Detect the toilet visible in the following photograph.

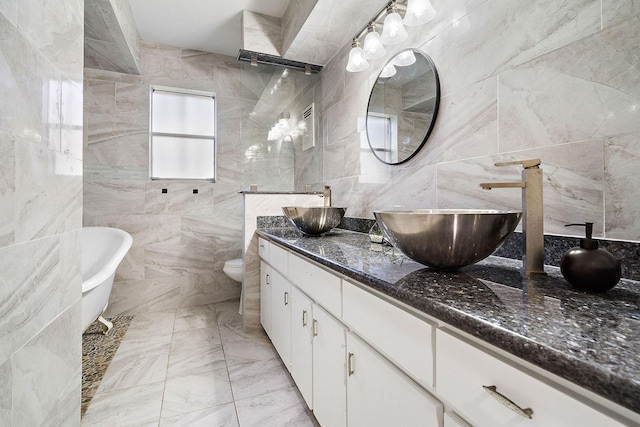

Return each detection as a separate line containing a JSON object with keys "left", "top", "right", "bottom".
{"left": 223, "top": 258, "right": 244, "bottom": 282}
{"left": 223, "top": 258, "right": 244, "bottom": 314}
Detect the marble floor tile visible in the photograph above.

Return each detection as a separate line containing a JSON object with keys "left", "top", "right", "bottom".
{"left": 96, "top": 352, "right": 169, "bottom": 394}
{"left": 235, "top": 386, "right": 318, "bottom": 427}
{"left": 214, "top": 299, "right": 243, "bottom": 313}
{"left": 222, "top": 336, "right": 279, "bottom": 368}
{"left": 174, "top": 304, "right": 218, "bottom": 332}
{"left": 161, "top": 368, "right": 234, "bottom": 419}
{"left": 171, "top": 327, "right": 222, "bottom": 353}
{"left": 82, "top": 382, "right": 164, "bottom": 426}
{"left": 217, "top": 310, "right": 268, "bottom": 344}
{"left": 113, "top": 332, "right": 173, "bottom": 360}
{"left": 82, "top": 300, "right": 316, "bottom": 427}
{"left": 160, "top": 403, "right": 239, "bottom": 427}
{"left": 167, "top": 344, "right": 227, "bottom": 379}
{"left": 227, "top": 357, "right": 296, "bottom": 401}
{"left": 124, "top": 309, "right": 177, "bottom": 339}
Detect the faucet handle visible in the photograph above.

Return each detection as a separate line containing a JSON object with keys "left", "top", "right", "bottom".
{"left": 495, "top": 158, "right": 541, "bottom": 169}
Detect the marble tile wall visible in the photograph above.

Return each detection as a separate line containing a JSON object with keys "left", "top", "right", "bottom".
{"left": 242, "top": 11, "right": 282, "bottom": 56}
{"left": 0, "top": 0, "right": 84, "bottom": 425}
{"left": 84, "top": 0, "right": 141, "bottom": 75}
{"left": 84, "top": 42, "right": 322, "bottom": 316}
{"left": 318, "top": 0, "right": 640, "bottom": 242}
{"left": 282, "top": 0, "right": 389, "bottom": 65}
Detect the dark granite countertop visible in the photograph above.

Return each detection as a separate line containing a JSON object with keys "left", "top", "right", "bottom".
{"left": 256, "top": 227, "right": 640, "bottom": 415}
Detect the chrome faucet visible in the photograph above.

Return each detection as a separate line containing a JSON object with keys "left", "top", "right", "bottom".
{"left": 323, "top": 185, "right": 331, "bottom": 207}
{"left": 480, "top": 159, "right": 546, "bottom": 276}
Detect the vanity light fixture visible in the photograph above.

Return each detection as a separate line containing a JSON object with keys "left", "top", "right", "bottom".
{"left": 379, "top": 3, "right": 408, "bottom": 45}
{"left": 362, "top": 24, "right": 386, "bottom": 60}
{"left": 267, "top": 114, "right": 307, "bottom": 141}
{"left": 346, "top": 38, "right": 370, "bottom": 72}
{"left": 403, "top": 0, "right": 436, "bottom": 26}
{"left": 391, "top": 49, "right": 416, "bottom": 66}
{"left": 345, "top": 0, "right": 436, "bottom": 73}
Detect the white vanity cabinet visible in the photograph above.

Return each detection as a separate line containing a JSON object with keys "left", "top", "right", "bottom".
{"left": 342, "top": 280, "right": 434, "bottom": 388}
{"left": 346, "top": 331, "right": 442, "bottom": 427}
{"left": 258, "top": 237, "right": 634, "bottom": 427}
{"left": 312, "top": 304, "right": 348, "bottom": 427}
{"left": 259, "top": 261, "right": 272, "bottom": 337}
{"left": 436, "top": 329, "right": 626, "bottom": 427}
{"left": 270, "top": 268, "right": 292, "bottom": 370}
{"left": 290, "top": 286, "right": 314, "bottom": 408}
{"left": 289, "top": 250, "right": 348, "bottom": 424}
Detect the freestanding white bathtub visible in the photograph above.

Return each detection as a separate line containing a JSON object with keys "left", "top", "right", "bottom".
{"left": 82, "top": 227, "right": 133, "bottom": 333}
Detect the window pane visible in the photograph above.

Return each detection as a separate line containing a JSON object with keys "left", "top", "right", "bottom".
{"left": 152, "top": 90, "right": 215, "bottom": 136}
{"left": 151, "top": 135, "right": 214, "bottom": 180}
{"left": 367, "top": 115, "right": 391, "bottom": 150}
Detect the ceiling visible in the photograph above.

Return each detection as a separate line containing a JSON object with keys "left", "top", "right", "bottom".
{"left": 127, "top": 0, "right": 292, "bottom": 58}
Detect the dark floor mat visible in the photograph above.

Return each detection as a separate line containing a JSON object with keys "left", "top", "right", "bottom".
{"left": 81, "top": 315, "right": 134, "bottom": 417}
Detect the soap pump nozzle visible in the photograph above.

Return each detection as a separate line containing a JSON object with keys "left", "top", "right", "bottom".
{"left": 565, "top": 222, "right": 598, "bottom": 250}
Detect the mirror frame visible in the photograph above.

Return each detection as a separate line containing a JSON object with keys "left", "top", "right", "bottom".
{"left": 365, "top": 49, "right": 440, "bottom": 165}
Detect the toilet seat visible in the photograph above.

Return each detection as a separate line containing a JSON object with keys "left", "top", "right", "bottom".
{"left": 225, "top": 258, "right": 243, "bottom": 269}
{"left": 223, "top": 258, "right": 244, "bottom": 283}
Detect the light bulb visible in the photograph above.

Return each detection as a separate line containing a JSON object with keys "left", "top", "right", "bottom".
{"left": 362, "top": 28, "right": 386, "bottom": 60}
{"left": 403, "top": 0, "right": 436, "bottom": 26}
{"left": 392, "top": 50, "right": 416, "bottom": 67}
{"left": 380, "top": 11, "right": 408, "bottom": 45}
{"left": 379, "top": 63, "right": 397, "bottom": 78}
{"left": 346, "top": 40, "right": 369, "bottom": 72}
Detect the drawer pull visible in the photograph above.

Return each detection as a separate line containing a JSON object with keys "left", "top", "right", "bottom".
{"left": 284, "top": 291, "right": 289, "bottom": 306}
{"left": 348, "top": 352, "right": 355, "bottom": 376}
{"left": 266, "top": 274, "right": 270, "bottom": 285}
{"left": 483, "top": 385, "right": 533, "bottom": 419}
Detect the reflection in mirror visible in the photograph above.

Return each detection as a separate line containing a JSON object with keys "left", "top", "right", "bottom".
{"left": 366, "top": 49, "right": 440, "bottom": 165}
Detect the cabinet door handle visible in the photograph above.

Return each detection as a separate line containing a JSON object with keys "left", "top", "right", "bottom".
{"left": 266, "top": 274, "right": 270, "bottom": 285}
{"left": 483, "top": 385, "right": 533, "bottom": 419}
{"left": 312, "top": 319, "right": 318, "bottom": 336}
{"left": 348, "top": 352, "right": 355, "bottom": 376}
{"left": 284, "top": 291, "right": 289, "bottom": 306}
{"left": 302, "top": 310, "right": 308, "bottom": 327}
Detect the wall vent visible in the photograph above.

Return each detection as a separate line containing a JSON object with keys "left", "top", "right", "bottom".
{"left": 302, "top": 103, "right": 315, "bottom": 151}
{"left": 237, "top": 49, "right": 323, "bottom": 74}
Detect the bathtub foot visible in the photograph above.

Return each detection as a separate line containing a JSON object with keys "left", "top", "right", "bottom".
{"left": 97, "top": 315, "right": 113, "bottom": 335}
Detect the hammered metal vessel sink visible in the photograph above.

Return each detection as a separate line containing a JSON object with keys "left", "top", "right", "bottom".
{"left": 373, "top": 209, "right": 522, "bottom": 269}
{"left": 283, "top": 206, "right": 347, "bottom": 236}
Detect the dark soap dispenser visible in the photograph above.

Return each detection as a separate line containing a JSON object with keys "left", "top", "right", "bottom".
{"left": 560, "top": 222, "right": 621, "bottom": 292}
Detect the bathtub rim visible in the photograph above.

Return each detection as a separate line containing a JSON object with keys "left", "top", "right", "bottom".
{"left": 82, "top": 226, "right": 133, "bottom": 293}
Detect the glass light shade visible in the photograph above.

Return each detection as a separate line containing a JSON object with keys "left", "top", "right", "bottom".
{"left": 379, "top": 62, "right": 397, "bottom": 78}
{"left": 346, "top": 46, "right": 370, "bottom": 72}
{"left": 392, "top": 50, "right": 416, "bottom": 67}
{"left": 403, "top": 0, "right": 436, "bottom": 26}
{"left": 362, "top": 31, "right": 386, "bottom": 60}
{"left": 379, "top": 12, "right": 408, "bottom": 45}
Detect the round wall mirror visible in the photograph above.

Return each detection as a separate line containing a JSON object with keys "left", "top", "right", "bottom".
{"left": 366, "top": 49, "right": 440, "bottom": 165}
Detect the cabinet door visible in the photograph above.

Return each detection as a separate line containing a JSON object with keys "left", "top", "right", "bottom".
{"left": 312, "top": 305, "right": 347, "bottom": 427}
{"left": 260, "top": 261, "right": 272, "bottom": 337}
{"left": 436, "top": 329, "right": 626, "bottom": 427}
{"left": 347, "top": 332, "right": 443, "bottom": 427}
{"left": 270, "top": 269, "right": 292, "bottom": 371}
{"left": 343, "top": 280, "right": 434, "bottom": 388}
{"left": 290, "top": 286, "right": 313, "bottom": 409}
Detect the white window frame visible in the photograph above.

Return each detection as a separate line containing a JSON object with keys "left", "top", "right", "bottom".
{"left": 149, "top": 85, "right": 217, "bottom": 181}
{"left": 367, "top": 112, "right": 398, "bottom": 163}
